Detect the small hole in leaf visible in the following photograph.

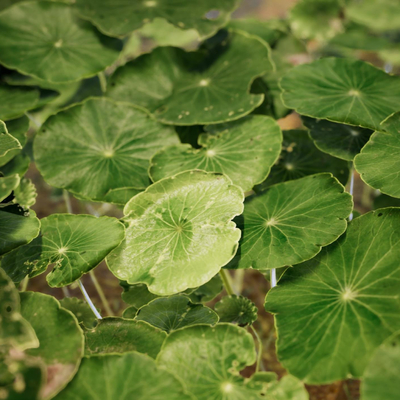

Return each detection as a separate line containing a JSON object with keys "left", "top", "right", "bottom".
{"left": 111, "top": 82, "right": 116, "bottom": 87}
{"left": 205, "top": 10, "right": 220, "bottom": 20}
{"left": 378, "top": 212, "right": 383, "bottom": 217}
{"left": 6, "top": 306, "right": 12, "bottom": 312}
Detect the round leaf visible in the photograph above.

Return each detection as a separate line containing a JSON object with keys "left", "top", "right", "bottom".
{"left": 1, "top": 213, "right": 125, "bottom": 287}
{"left": 60, "top": 297, "right": 98, "bottom": 329}
{"left": 231, "top": 173, "right": 352, "bottom": 270}
{"left": 136, "top": 295, "right": 219, "bottom": 333}
{"left": 150, "top": 115, "right": 282, "bottom": 192}
{"left": 281, "top": 58, "right": 400, "bottom": 131}
{"left": 214, "top": 295, "right": 258, "bottom": 326}
{"left": 265, "top": 208, "right": 400, "bottom": 384}
{"left": 0, "top": 85, "right": 39, "bottom": 121}
{"left": 54, "top": 352, "right": 192, "bottom": 400}
{"left": 355, "top": 112, "right": 400, "bottom": 198}
{"left": 0, "top": 2, "right": 121, "bottom": 83}
{"left": 84, "top": 317, "right": 166, "bottom": 359}
{"left": 34, "top": 98, "right": 179, "bottom": 203}
{"left": 303, "top": 116, "right": 373, "bottom": 161}
{"left": 106, "top": 171, "right": 244, "bottom": 295}
{"left": 20, "top": 292, "right": 84, "bottom": 399}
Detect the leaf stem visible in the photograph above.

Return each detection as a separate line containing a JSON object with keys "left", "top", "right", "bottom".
{"left": 20, "top": 276, "right": 29, "bottom": 292}
{"left": 250, "top": 325, "right": 265, "bottom": 373}
{"left": 349, "top": 168, "right": 355, "bottom": 222}
{"left": 89, "top": 270, "right": 113, "bottom": 316}
{"left": 63, "top": 189, "right": 73, "bottom": 214}
{"left": 233, "top": 269, "right": 245, "bottom": 294}
{"left": 219, "top": 269, "right": 234, "bottom": 295}
{"left": 270, "top": 268, "right": 277, "bottom": 288}
{"left": 98, "top": 72, "right": 107, "bottom": 94}
{"left": 78, "top": 280, "right": 102, "bottom": 319}
{"left": 61, "top": 286, "right": 70, "bottom": 297}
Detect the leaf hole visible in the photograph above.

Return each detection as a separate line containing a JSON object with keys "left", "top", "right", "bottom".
{"left": 6, "top": 306, "right": 12, "bottom": 312}
{"left": 378, "top": 212, "right": 383, "bottom": 217}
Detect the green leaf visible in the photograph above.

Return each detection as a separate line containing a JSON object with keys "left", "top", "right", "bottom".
{"left": 0, "top": 120, "right": 21, "bottom": 158}
{"left": 150, "top": 116, "right": 282, "bottom": 192}
{"left": 136, "top": 295, "right": 218, "bottom": 333}
{"left": 187, "top": 273, "right": 223, "bottom": 303}
{"left": 0, "top": 174, "right": 19, "bottom": 202}
{"left": 157, "top": 324, "right": 259, "bottom": 400}
{"left": 289, "top": 0, "right": 343, "bottom": 41}
{"left": 0, "top": 85, "right": 39, "bottom": 121}
{"left": 0, "top": 2, "right": 121, "bottom": 83}
{"left": 84, "top": 317, "right": 166, "bottom": 359}
{"left": 54, "top": 352, "right": 192, "bottom": 400}
{"left": 107, "top": 31, "right": 273, "bottom": 125}
{"left": 59, "top": 297, "right": 98, "bottom": 329}
{"left": 281, "top": 58, "right": 400, "bottom": 131}
{"left": 75, "top": 0, "right": 239, "bottom": 39}
{"left": 0, "top": 268, "right": 38, "bottom": 351}
{"left": 303, "top": 116, "right": 373, "bottom": 161}
{"left": 121, "top": 282, "right": 159, "bottom": 308}
{"left": 355, "top": 112, "right": 400, "bottom": 198}
{"left": 107, "top": 171, "right": 243, "bottom": 295}
{"left": 12, "top": 179, "right": 37, "bottom": 209}
{"left": 361, "top": 332, "right": 400, "bottom": 400}
{"left": 34, "top": 98, "right": 179, "bottom": 204}
{"left": 0, "top": 0, "right": 71, "bottom": 12}
{"left": 257, "top": 130, "right": 350, "bottom": 189}
{"left": 122, "top": 306, "right": 137, "bottom": 319}
{"left": 265, "top": 208, "right": 400, "bottom": 384}
{"left": 373, "top": 194, "right": 400, "bottom": 210}
{"left": 0, "top": 152, "right": 31, "bottom": 178}
{"left": 231, "top": 173, "right": 352, "bottom": 270}
{"left": 1, "top": 213, "right": 125, "bottom": 287}
{"left": 215, "top": 295, "right": 258, "bottom": 326}
{"left": 20, "top": 292, "right": 84, "bottom": 399}
{"left": 264, "top": 375, "right": 309, "bottom": 400}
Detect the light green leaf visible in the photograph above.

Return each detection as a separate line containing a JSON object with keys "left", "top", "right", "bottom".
{"left": 303, "top": 117, "right": 373, "bottom": 161}
{"left": 107, "top": 31, "right": 273, "bottom": 125}
{"left": 0, "top": 120, "right": 21, "bottom": 158}
{"left": 75, "top": 0, "right": 239, "bottom": 39}
{"left": 187, "top": 273, "right": 223, "bottom": 303}
{"left": 257, "top": 130, "right": 350, "bottom": 189}
{"left": 60, "top": 297, "right": 98, "bottom": 329}
{"left": 265, "top": 208, "right": 400, "bottom": 384}
{"left": 136, "top": 295, "right": 218, "bottom": 333}
{"left": 214, "top": 295, "right": 258, "bottom": 326}
{"left": 0, "top": 2, "right": 121, "bottom": 83}
{"left": 150, "top": 116, "right": 282, "bottom": 192}
{"left": 0, "top": 268, "right": 38, "bottom": 351}
{"left": 54, "top": 352, "right": 192, "bottom": 400}
{"left": 84, "top": 317, "right": 166, "bottom": 358}
{"left": 20, "top": 292, "right": 84, "bottom": 399}
{"left": 1, "top": 213, "right": 125, "bottom": 287}
{"left": 281, "top": 58, "right": 400, "bottom": 131}
{"left": 107, "top": 171, "right": 244, "bottom": 295}
{"left": 0, "top": 174, "right": 19, "bottom": 202}
{"left": 34, "top": 98, "right": 179, "bottom": 204}
{"left": 12, "top": 179, "right": 37, "bottom": 209}
{"left": 0, "top": 0, "right": 72, "bottom": 12}
{"left": 264, "top": 375, "right": 309, "bottom": 400}
{"left": 361, "top": 332, "right": 400, "bottom": 400}
{"left": 0, "top": 85, "right": 39, "bottom": 121}
{"left": 355, "top": 112, "right": 400, "bottom": 198}
{"left": 157, "top": 324, "right": 259, "bottom": 400}
{"left": 231, "top": 173, "right": 352, "bottom": 270}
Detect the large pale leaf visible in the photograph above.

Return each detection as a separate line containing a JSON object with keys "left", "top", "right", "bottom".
{"left": 303, "top": 116, "right": 373, "bottom": 161}
{"left": 84, "top": 317, "right": 166, "bottom": 359}
{"left": 214, "top": 295, "right": 258, "bottom": 326}
{"left": 107, "top": 31, "right": 273, "bottom": 125}
{"left": 54, "top": 352, "right": 192, "bottom": 400}
{"left": 20, "top": 292, "right": 84, "bottom": 399}
{"left": 231, "top": 173, "right": 352, "bottom": 270}
{"left": 0, "top": 120, "right": 21, "bottom": 158}
{"left": 1, "top": 213, "right": 125, "bottom": 287}
{"left": 34, "top": 98, "right": 179, "bottom": 204}
{"left": 0, "top": 2, "right": 121, "bottom": 83}
{"left": 0, "top": 85, "right": 39, "bottom": 121}
{"left": 136, "top": 295, "right": 218, "bottom": 333}
{"left": 281, "top": 58, "right": 400, "bottom": 131}
{"left": 265, "top": 208, "right": 400, "bottom": 384}
{"left": 355, "top": 112, "right": 400, "bottom": 198}
{"left": 75, "top": 0, "right": 239, "bottom": 39}
{"left": 150, "top": 116, "right": 282, "bottom": 191}
{"left": 107, "top": 171, "right": 244, "bottom": 295}
{"left": 361, "top": 332, "right": 400, "bottom": 400}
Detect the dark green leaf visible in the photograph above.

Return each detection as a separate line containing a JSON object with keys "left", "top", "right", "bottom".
{"left": 214, "top": 295, "right": 258, "bottom": 325}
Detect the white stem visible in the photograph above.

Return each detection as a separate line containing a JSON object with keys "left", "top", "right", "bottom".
{"left": 61, "top": 286, "right": 70, "bottom": 297}
{"left": 384, "top": 63, "right": 393, "bottom": 73}
{"left": 78, "top": 280, "right": 102, "bottom": 319}
{"left": 270, "top": 268, "right": 277, "bottom": 288}
{"left": 349, "top": 170, "right": 355, "bottom": 222}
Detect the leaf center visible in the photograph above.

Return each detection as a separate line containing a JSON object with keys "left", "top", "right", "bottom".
{"left": 341, "top": 287, "right": 357, "bottom": 301}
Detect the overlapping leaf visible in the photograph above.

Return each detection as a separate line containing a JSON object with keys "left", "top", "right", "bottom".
{"left": 2, "top": 213, "right": 125, "bottom": 287}
{"left": 265, "top": 208, "right": 400, "bottom": 383}
{"left": 106, "top": 171, "right": 244, "bottom": 295}
{"left": 34, "top": 98, "right": 179, "bottom": 204}
{"left": 0, "top": 85, "right": 39, "bottom": 121}
{"left": 0, "top": 174, "right": 19, "bottom": 202}
{"left": 60, "top": 297, "right": 99, "bottom": 329}
{"left": 0, "top": 119, "right": 21, "bottom": 158}
{"left": 214, "top": 295, "right": 258, "bottom": 326}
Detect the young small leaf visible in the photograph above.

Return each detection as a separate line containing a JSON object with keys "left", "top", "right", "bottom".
{"left": 214, "top": 295, "right": 258, "bottom": 326}
{"left": 0, "top": 119, "right": 21, "bottom": 158}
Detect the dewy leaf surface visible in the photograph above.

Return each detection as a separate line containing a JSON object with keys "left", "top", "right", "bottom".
{"left": 107, "top": 171, "right": 244, "bottom": 295}
{"left": 75, "top": 0, "right": 239, "bottom": 39}
{"left": 214, "top": 295, "right": 258, "bottom": 326}
{"left": 20, "top": 292, "right": 84, "bottom": 399}
{"left": 107, "top": 31, "right": 273, "bottom": 125}
{"left": 157, "top": 324, "right": 258, "bottom": 400}
{"left": 150, "top": 115, "right": 282, "bottom": 192}
{"left": 34, "top": 98, "right": 179, "bottom": 204}
{"left": 135, "top": 295, "right": 218, "bottom": 333}
{"left": 281, "top": 58, "right": 400, "bottom": 131}
{"left": 0, "top": 2, "right": 121, "bottom": 83}
{"left": 54, "top": 352, "right": 192, "bottom": 400}
{"left": 1, "top": 213, "right": 125, "bottom": 287}
{"left": 231, "top": 173, "right": 352, "bottom": 270}
{"left": 265, "top": 208, "right": 400, "bottom": 384}
{"left": 0, "top": 120, "right": 21, "bottom": 158}
{"left": 361, "top": 332, "right": 400, "bottom": 400}
{"left": 0, "top": 85, "right": 39, "bottom": 121}
{"left": 84, "top": 317, "right": 166, "bottom": 359}
{"left": 303, "top": 116, "right": 373, "bottom": 161}
{"left": 355, "top": 112, "right": 400, "bottom": 198}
